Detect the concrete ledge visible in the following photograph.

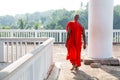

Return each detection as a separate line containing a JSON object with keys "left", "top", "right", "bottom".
{"left": 46, "top": 62, "right": 61, "bottom": 80}
{"left": 83, "top": 56, "right": 120, "bottom": 66}
{"left": 90, "top": 63, "right": 101, "bottom": 68}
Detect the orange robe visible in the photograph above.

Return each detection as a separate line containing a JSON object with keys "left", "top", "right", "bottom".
{"left": 66, "top": 21, "right": 83, "bottom": 67}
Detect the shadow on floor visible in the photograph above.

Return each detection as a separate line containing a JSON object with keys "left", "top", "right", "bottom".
{"left": 71, "top": 70, "right": 99, "bottom": 80}
{"left": 101, "top": 65, "right": 120, "bottom": 80}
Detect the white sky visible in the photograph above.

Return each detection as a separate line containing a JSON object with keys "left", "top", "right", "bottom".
{"left": 0, "top": 0, "right": 120, "bottom": 16}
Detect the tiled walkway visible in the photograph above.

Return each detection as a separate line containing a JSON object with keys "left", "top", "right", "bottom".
{"left": 53, "top": 44, "right": 120, "bottom": 80}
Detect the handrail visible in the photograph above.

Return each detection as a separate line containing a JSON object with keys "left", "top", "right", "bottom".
{"left": 0, "top": 38, "right": 54, "bottom": 80}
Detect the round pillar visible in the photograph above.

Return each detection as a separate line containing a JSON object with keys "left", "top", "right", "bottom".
{"left": 88, "top": 0, "right": 113, "bottom": 58}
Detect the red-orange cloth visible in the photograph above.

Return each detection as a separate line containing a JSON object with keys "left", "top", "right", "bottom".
{"left": 66, "top": 21, "right": 83, "bottom": 67}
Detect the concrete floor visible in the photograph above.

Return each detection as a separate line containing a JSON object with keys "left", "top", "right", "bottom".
{"left": 53, "top": 44, "right": 120, "bottom": 80}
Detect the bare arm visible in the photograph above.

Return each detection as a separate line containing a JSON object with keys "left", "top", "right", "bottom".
{"left": 65, "top": 27, "right": 71, "bottom": 47}
{"left": 82, "top": 27, "right": 86, "bottom": 49}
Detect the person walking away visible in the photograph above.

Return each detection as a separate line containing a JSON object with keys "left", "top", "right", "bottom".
{"left": 65, "top": 14, "right": 86, "bottom": 71}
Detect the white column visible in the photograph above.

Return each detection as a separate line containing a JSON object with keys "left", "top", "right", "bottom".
{"left": 88, "top": 0, "right": 113, "bottom": 58}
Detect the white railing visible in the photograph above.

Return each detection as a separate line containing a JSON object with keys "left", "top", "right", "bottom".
{"left": 0, "top": 30, "right": 66, "bottom": 43}
{"left": 0, "top": 38, "right": 47, "bottom": 62}
{"left": 0, "top": 29, "right": 120, "bottom": 43}
{"left": 0, "top": 38, "right": 54, "bottom": 80}
{"left": 113, "top": 30, "right": 120, "bottom": 44}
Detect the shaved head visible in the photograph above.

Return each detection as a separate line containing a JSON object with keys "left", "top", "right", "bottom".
{"left": 74, "top": 14, "right": 80, "bottom": 21}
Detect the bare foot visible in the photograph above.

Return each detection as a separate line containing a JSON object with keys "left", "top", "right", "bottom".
{"left": 74, "top": 65, "right": 79, "bottom": 71}
{"left": 75, "top": 67, "right": 79, "bottom": 71}
{"left": 70, "top": 67, "right": 74, "bottom": 71}
{"left": 70, "top": 65, "right": 75, "bottom": 71}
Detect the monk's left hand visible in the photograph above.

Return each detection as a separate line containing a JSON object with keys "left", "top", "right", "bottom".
{"left": 83, "top": 44, "right": 86, "bottom": 49}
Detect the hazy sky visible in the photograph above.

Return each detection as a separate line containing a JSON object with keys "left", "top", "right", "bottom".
{"left": 0, "top": 0, "right": 120, "bottom": 16}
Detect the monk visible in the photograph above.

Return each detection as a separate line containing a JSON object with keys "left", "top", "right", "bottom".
{"left": 65, "top": 14, "right": 86, "bottom": 71}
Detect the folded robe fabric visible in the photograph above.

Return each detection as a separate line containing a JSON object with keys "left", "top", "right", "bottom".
{"left": 66, "top": 21, "right": 83, "bottom": 67}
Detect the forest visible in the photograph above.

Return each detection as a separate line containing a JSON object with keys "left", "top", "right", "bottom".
{"left": 0, "top": 5, "right": 120, "bottom": 30}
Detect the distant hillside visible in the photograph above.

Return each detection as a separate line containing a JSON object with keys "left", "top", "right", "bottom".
{"left": 0, "top": 5, "right": 120, "bottom": 29}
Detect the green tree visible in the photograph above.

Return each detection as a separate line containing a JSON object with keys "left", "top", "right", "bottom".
{"left": 79, "top": 9, "right": 88, "bottom": 29}
{"left": 34, "top": 22, "right": 42, "bottom": 30}
{"left": 17, "top": 19, "right": 25, "bottom": 29}
{"left": 2, "top": 26, "right": 10, "bottom": 29}
{"left": 45, "top": 9, "right": 74, "bottom": 29}
{"left": 114, "top": 5, "right": 120, "bottom": 29}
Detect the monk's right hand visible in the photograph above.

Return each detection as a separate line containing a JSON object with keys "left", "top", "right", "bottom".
{"left": 83, "top": 44, "right": 86, "bottom": 49}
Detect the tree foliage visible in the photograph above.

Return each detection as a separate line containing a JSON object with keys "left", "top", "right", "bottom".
{"left": 0, "top": 5, "right": 120, "bottom": 29}
{"left": 113, "top": 5, "right": 120, "bottom": 29}
{"left": 17, "top": 19, "right": 25, "bottom": 29}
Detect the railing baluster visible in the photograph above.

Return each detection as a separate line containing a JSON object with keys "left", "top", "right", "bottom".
{"left": 11, "top": 42, "right": 14, "bottom": 62}
{"left": 117, "top": 32, "right": 118, "bottom": 43}
{"left": 51, "top": 32, "right": 52, "bottom": 37}
{"left": 16, "top": 42, "right": 18, "bottom": 60}
{"left": 6, "top": 42, "right": 9, "bottom": 62}
{"left": 35, "top": 31, "right": 37, "bottom": 38}
{"left": 26, "top": 32, "right": 28, "bottom": 37}
{"left": 57, "top": 32, "right": 59, "bottom": 43}
{"left": 6, "top": 32, "right": 8, "bottom": 37}
{"left": 17, "top": 32, "right": 18, "bottom": 37}
{"left": 25, "top": 42, "right": 27, "bottom": 54}
{"left": 39, "top": 32, "right": 41, "bottom": 37}
{"left": 59, "top": 32, "right": 62, "bottom": 43}
{"left": 2, "top": 32, "right": 3, "bottom": 37}
{"left": 47, "top": 32, "right": 48, "bottom": 37}
{"left": 20, "top": 42, "right": 22, "bottom": 57}
{"left": 10, "top": 31, "right": 13, "bottom": 37}
{"left": 0, "top": 41, "right": 5, "bottom": 62}
{"left": 118, "top": 32, "right": 120, "bottom": 43}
